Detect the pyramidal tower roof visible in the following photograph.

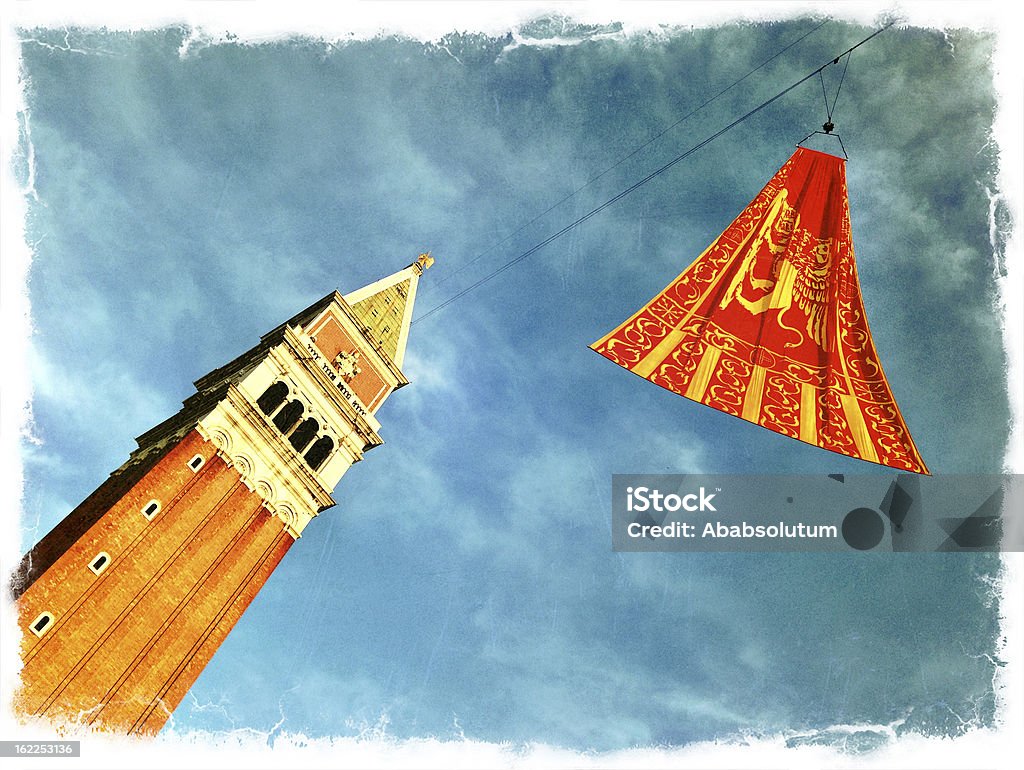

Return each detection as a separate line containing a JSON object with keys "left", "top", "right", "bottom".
{"left": 342, "top": 252, "right": 434, "bottom": 369}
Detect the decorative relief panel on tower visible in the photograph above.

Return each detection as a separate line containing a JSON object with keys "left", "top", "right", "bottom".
{"left": 304, "top": 313, "right": 392, "bottom": 410}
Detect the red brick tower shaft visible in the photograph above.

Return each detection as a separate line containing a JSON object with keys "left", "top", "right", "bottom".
{"left": 13, "top": 255, "right": 434, "bottom": 735}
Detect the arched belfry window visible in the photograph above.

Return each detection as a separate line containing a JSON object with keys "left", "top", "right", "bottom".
{"left": 289, "top": 418, "right": 319, "bottom": 453}
{"left": 305, "top": 435, "right": 334, "bottom": 471}
{"left": 257, "top": 382, "right": 288, "bottom": 416}
{"left": 273, "top": 400, "right": 304, "bottom": 434}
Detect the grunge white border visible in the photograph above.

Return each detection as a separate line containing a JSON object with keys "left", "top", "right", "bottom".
{"left": 2, "top": 2, "right": 1020, "bottom": 768}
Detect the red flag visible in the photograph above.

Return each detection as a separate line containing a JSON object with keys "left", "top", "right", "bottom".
{"left": 591, "top": 147, "right": 928, "bottom": 473}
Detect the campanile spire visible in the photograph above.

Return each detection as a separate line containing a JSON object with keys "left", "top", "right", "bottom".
{"left": 342, "top": 252, "right": 434, "bottom": 370}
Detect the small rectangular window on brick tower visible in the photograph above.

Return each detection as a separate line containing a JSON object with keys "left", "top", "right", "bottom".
{"left": 30, "top": 612, "right": 54, "bottom": 638}
{"left": 89, "top": 553, "right": 110, "bottom": 575}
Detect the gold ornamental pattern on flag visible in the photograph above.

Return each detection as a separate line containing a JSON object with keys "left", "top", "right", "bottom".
{"left": 591, "top": 147, "right": 928, "bottom": 474}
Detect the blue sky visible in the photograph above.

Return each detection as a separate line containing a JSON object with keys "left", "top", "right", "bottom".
{"left": 9, "top": 11, "right": 1015, "bottom": 756}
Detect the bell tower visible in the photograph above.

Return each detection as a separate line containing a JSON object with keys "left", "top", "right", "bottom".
{"left": 11, "top": 254, "right": 434, "bottom": 736}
